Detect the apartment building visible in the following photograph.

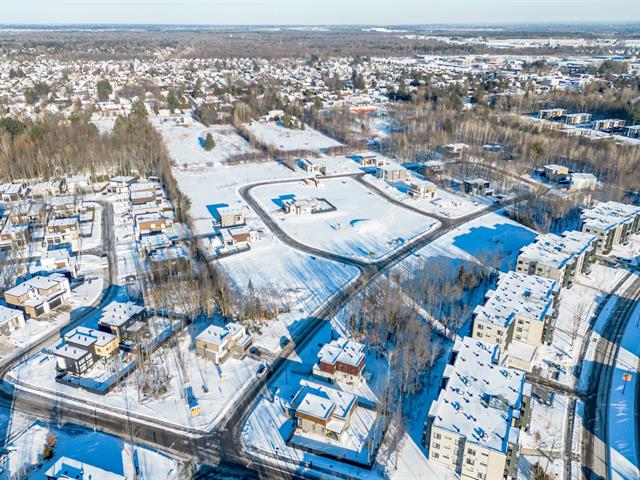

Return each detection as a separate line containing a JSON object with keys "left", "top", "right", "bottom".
{"left": 4, "top": 274, "right": 71, "bottom": 318}
{"left": 195, "top": 322, "right": 253, "bottom": 364}
{"left": 516, "top": 231, "right": 597, "bottom": 287}
{"left": 580, "top": 201, "right": 640, "bottom": 255}
{"left": 290, "top": 383, "right": 357, "bottom": 441}
{"left": 425, "top": 337, "right": 532, "bottom": 480}
{"left": 472, "top": 271, "right": 559, "bottom": 352}
{"left": 312, "top": 337, "right": 365, "bottom": 385}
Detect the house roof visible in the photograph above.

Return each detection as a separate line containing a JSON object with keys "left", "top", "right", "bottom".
{"left": 318, "top": 337, "right": 365, "bottom": 369}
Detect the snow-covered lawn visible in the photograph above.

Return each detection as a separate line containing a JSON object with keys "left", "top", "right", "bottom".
{"left": 243, "top": 121, "right": 343, "bottom": 152}
{"left": 9, "top": 314, "right": 261, "bottom": 431}
{"left": 362, "top": 173, "right": 495, "bottom": 219}
{"left": 252, "top": 176, "right": 440, "bottom": 261}
{"left": 172, "top": 161, "right": 303, "bottom": 236}
{"left": 391, "top": 210, "right": 537, "bottom": 276}
{"left": 157, "top": 123, "right": 261, "bottom": 169}
{"left": 1, "top": 419, "right": 183, "bottom": 480}
{"left": 521, "top": 394, "right": 569, "bottom": 453}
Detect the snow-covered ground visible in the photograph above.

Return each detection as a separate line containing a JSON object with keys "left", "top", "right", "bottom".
{"left": 243, "top": 121, "right": 343, "bottom": 152}
{"left": 251, "top": 177, "right": 440, "bottom": 261}
{"left": 157, "top": 122, "right": 261, "bottom": 169}
{"left": 533, "top": 262, "right": 629, "bottom": 386}
{"left": 362, "top": 173, "right": 495, "bottom": 219}
{"left": 172, "top": 160, "right": 302, "bottom": 236}
{"left": 9, "top": 315, "right": 260, "bottom": 431}
{"left": 391, "top": 210, "right": 537, "bottom": 276}
{"left": 1, "top": 416, "right": 184, "bottom": 480}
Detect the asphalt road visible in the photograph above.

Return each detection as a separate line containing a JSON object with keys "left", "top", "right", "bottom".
{"left": 581, "top": 275, "right": 640, "bottom": 480}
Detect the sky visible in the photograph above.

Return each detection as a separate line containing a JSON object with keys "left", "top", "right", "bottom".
{"left": 1, "top": 0, "right": 639, "bottom": 25}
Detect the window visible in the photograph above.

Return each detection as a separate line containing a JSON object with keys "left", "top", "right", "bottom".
{"left": 477, "top": 333, "right": 483, "bottom": 338}
{"left": 432, "top": 452, "right": 439, "bottom": 459}
{"left": 434, "top": 433, "right": 441, "bottom": 439}
{"left": 477, "top": 324, "right": 483, "bottom": 330}
{"left": 477, "top": 473, "right": 485, "bottom": 479}
{"left": 497, "top": 330, "right": 503, "bottom": 336}
{"left": 467, "top": 448, "right": 476, "bottom": 455}
{"left": 434, "top": 443, "right": 440, "bottom": 449}
{"left": 466, "top": 458, "right": 475, "bottom": 465}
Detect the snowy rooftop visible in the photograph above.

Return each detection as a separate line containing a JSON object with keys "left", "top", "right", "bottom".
{"left": 99, "top": 301, "right": 144, "bottom": 327}
{"left": 65, "top": 326, "right": 116, "bottom": 348}
{"left": 318, "top": 337, "right": 365, "bottom": 368}
{"left": 0, "top": 305, "right": 22, "bottom": 325}
{"left": 581, "top": 201, "right": 640, "bottom": 231}
{"left": 195, "top": 322, "right": 246, "bottom": 346}
{"left": 48, "top": 217, "right": 78, "bottom": 228}
{"left": 473, "top": 271, "right": 557, "bottom": 328}
{"left": 518, "top": 232, "right": 575, "bottom": 269}
{"left": 292, "top": 381, "right": 357, "bottom": 430}
{"left": 5, "top": 274, "right": 68, "bottom": 298}
{"left": 44, "top": 456, "right": 126, "bottom": 480}
{"left": 429, "top": 337, "right": 526, "bottom": 453}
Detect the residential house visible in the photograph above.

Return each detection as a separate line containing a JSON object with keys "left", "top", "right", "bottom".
{"left": 417, "top": 160, "right": 445, "bottom": 181}
{"left": 97, "top": 301, "right": 145, "bottom": 343}
{"left": 353, "top": 152, "right": 384, "bottom": 168}
{"left": 408, "top": 179, "right": 437, "bottom": 199}
{"left": 463, "top": 178, "right": 493, "bottom": 196}
{"left": 134, "top": 212, "right": 168, "bottom": 238}
{"left": 0, "top": 306, "right": 25, "bottom": 336}
{"left": 44, "top": 217, "right": 80, "bottom": 251}
{"left": 30, "top": 249, "right": 78, "bottom": 278}
{"left": 218, "top": 206, "right": 245, "bottom": 228}
{"left": 290, "top": 383, "right": 357, "bottom": 441}
{"left": 45, "top": 456, "right": 127, "bottom": 480}
{"left": 195, "top": 322, "right": 253, "bottom": 364}
{"left": 569, "top": 173, "right": 597, "bottom": 191}
{"left": 312, "top": 337, "right": 365, "bottom": 385}
{"left": 375, "top": 165, "right": 411, "bottom": 183}
{"left": 300, "top": 158, "right": 327, "bottom": 175}
{"left": 29, "top": 180, "right": 61, "bottom": 200}
{"left": 63, "top": 326, "right": 118, "bottom": 358}
{"left": 444, "top": 143, "right": 469, "bottom": 157}
{"left": 107, "top": 176, "right": 137, "bottom": 194}
{"left": 4, "top": 274, "right": 71, "bottom": 318}
{"left": 0, "top": 223, "right": 30, "bottom": 250}
{"left": 543, "top": 164, "right": 570, "bottom": 183}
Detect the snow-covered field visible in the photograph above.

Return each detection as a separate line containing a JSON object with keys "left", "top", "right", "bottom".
{"left": 157, "top": 123, "right": 261, "bottom": 169}
{"left": 243, "top": 121, "right": 343, "bottom": 152}
{"left": 1, "top": 416, "right": 183, "bottom": 480}
{"left": 362, "top": 173, "right": 495, "bottom": 219}
{"left": 252, "top": 176, "right": 440, "bottom": 261}
{"left": 172, "top": 161, "right": 302, "bottom": 236}
{"left": 391, "top": 210, "right": 537, "bottom": 276}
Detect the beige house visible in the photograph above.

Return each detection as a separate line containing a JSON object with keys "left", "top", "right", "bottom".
{"left": 4, "top": 274, "right": 71, "bottom": 318}
{"left": 217, "top": 206, "right": 245, "bottom": 228}
{"left": 376, "top": 165, "right": 411, "bottom": 183}
{"left": 0, "top": 305, "right": 25, "bottom": 336}
{"left": 290, "top": 382, "right": 357, "bottom": 441}
{"left": 407, "top": 179, "right": 437, "bottom": 199}
{"left": 195, "top": 322, "right": 253, "bottom": 364}
{"left": 44, "top": 217, "right": 80, "bottom": 251}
